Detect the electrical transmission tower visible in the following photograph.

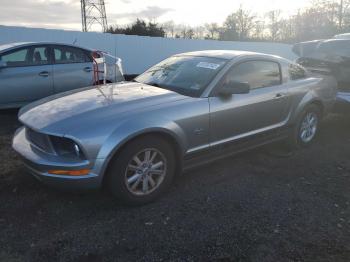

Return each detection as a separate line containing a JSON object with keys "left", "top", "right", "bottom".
{"left": 81, "top": 0, "right": 108, "bottom": 32}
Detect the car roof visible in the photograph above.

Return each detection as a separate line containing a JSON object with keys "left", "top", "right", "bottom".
{"left": 333, "top": 33, "right": 350, "bottom": 39}
{"left": 0, "top": 42, "right": 93, "bottom": 53}
{"left": 0, "top": 42, "right": 33, "bottom": 52}
{"left": 176, "top": 50, "right": 284, "bottom": 61}
{"left": 320, "top": 38, "right": 350, "bottom": 44}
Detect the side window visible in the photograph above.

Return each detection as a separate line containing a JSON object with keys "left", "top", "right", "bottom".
{"left": 32, "top": 46, "right": 49, "bottom": 65}
{"left": 53, "top": 46, "right": 91, "bottom": 64}
{"left": 289, "top": 64, "right": 306, "bottom": 80}
{"left": 225, "top": 60, "right": 281, "bottom": 90}
{"left": 0, "top": 48, "right": 30, "bottom": 67}
{"left": 0, "top": 46, "right": 50, "bottom": 67}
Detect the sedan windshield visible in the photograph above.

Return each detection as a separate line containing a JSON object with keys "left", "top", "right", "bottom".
{"left": 135, "top": 55, "right": 228, "bottom": 97}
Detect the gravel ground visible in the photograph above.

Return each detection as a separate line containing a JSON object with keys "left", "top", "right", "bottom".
{"left": 0, "top": 110, "right": 349, "bottom": 262}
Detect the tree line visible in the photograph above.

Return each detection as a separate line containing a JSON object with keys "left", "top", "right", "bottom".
{"left": 107, "top": 0, "right": 350, "bottom": 43}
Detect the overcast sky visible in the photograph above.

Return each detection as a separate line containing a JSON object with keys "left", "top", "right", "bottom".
{"left": 0, "top": 0, "right": 312, "bottom": 31}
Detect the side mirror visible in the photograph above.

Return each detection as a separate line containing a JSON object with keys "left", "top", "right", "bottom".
{"left": 218, "top": 80, "right": 250, "bottom": 97}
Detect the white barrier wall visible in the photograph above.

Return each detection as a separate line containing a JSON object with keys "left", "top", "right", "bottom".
{"left": 0, "top": 25, "right": 296, "bottom": 74}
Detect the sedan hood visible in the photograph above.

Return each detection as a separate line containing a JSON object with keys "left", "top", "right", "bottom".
{"left": 19, "top": 82, "right": 188, "bottom": 134}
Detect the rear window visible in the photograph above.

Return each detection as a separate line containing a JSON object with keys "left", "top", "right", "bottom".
{"left": 53, "top": 46, "right": 91, "bottom": 64}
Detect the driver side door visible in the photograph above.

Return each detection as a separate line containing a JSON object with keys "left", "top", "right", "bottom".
{"left": 209, "top": 60, "right": 290, "bottom": 146}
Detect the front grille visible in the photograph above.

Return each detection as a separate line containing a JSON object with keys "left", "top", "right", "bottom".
{"left": 25, "top": 127, "right": 54, "bottom": 154}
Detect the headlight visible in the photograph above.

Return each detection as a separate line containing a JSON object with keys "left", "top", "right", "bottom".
{"left": 73, "top": 144, "right": 80, "bottom": 156}
{"left": 50, "top": 136, "right": 84, "bottom": 159}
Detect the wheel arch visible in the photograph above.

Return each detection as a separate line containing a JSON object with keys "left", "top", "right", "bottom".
{"left": 292, "top": 92, "right": 325, "bottom": 123}
{"left": 99, "top": 128, "right": 185, "bottom": 184}
{"left": 309, "top": 100, "right": 324, "bottom": 117}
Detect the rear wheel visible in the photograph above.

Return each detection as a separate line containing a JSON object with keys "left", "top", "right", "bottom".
{"left": 106, "top": 135, "right": 176, "bottom": 205}
{"left": 289, "top": 104, "right": 321, "bottom": 148}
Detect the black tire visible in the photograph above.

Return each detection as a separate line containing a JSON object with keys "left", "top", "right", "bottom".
{"left": 288, "top": 104, "right": 321, "bottom": 149}
{"left": 106, "top": 135, "right": 176, "bottom": 205}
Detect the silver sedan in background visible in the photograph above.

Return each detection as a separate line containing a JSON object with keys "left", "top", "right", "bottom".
{"left": 12, "top": 50, "right": 337, "bottom": 205}
{"left": 0, "top": 42, "right": 124, "bottom": 109}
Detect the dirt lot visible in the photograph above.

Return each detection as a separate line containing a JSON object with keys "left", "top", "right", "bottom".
{"left": 0, "top": 110, "right": 349, "bottom": 262}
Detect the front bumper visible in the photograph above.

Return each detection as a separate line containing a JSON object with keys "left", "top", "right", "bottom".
{"left": 334, "top": 92, "right": 350, "bottom": 114}
{"left": 12, "top": 127, "right": 104, "bottom": 191}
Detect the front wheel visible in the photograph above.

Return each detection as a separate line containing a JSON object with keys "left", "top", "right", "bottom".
{"left": 106, "top": 135, "right": 176, "bottom": 205}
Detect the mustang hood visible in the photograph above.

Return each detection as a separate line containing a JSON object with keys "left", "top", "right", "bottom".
{"left": 19, "top": 82, "right": 188, "bottom": 134}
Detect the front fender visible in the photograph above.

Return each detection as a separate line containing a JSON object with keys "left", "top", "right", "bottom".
{"left": 95, "top": 116, "right": 187, "bottom": 175}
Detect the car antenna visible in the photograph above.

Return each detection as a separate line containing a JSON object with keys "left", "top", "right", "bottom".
{"left": 72, "top": 38, "right": 77, "bottom": 45}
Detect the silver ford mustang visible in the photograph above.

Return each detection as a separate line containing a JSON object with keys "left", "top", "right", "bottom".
{"left": 12, "top": 50, "right": 337, "bottom": 205}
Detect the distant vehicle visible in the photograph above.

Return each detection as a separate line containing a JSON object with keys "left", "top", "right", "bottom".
{"left": 333, "top": 33, "right": 350, "bottom": 39}
{"left": 13, "top": 50, "right": 336, "bottom": 205}
{"left": 293, "top": 39, "right": 350, "bottom": 113}
{"left": 0, "top": 42, "right": 124, "bottom": 109}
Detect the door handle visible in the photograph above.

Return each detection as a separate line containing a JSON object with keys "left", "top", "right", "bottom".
{"left": 193, "top": 128, "right": 204, "bottom": 135}
{"left": 83, "top": 67, "right": 93, "bottom": 72}
{"left": 38, "top": 71, "right": 49, "bottom": 77}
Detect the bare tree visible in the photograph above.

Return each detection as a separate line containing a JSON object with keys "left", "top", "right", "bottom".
{"left": 162, "top": 21, "right": 176, "bottom": 37}
{"left": 266, "top": 10, "right": 282, "bottom": 41}
{"left": 279, "top": 18, "right": 295, "bottom": 43}
{"left": 218, "top": 7, "right": 255, "bottom": 41}
{"left": 233, "top": 7, "right": 256, "bottom": 40}
{"left": 311, "top": 0, "right": 350, "bottom": 30}
{"left": 252, "top": 20, "right": 265, "bottom": 39}
{"left": 205, "top": 23, "right": 220, "bottom": 39}
{"left": 177, "top": 25, "right": 195, "bottom": 39}
{"left": 193, "top": 26, "right": 206, "bottom": 39}
{"left": 219, "top": 14, "right": 239, "bottom": 40}
{"left": 109, "top": 1, "right": 350, "bottom": 43}
{"left": 335, "top": 0, "right": 350, "bottom": 30}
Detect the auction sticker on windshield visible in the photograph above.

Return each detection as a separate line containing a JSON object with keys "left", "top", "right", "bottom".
{"left": 196, "top": 62, "right": 221, "bottom": 70}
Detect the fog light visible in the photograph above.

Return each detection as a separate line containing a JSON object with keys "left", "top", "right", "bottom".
{"left": 48, "top": 169, "right": 90, "bottom": 176}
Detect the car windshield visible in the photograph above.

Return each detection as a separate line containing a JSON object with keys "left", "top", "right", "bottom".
{"left": 135, "top": 55, "right": 228, "bottom": 97}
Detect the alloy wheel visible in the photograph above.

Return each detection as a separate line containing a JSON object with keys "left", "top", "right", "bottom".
{"left": 124, "top": 148, "right": 167, "bottom": 196}
{"left": 299, "top": 112, "right": 318, "bottom": 143}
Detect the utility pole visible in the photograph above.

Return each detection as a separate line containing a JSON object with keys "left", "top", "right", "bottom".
{"left": 81, "top": 0, "right": 108, "bottom": 32}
